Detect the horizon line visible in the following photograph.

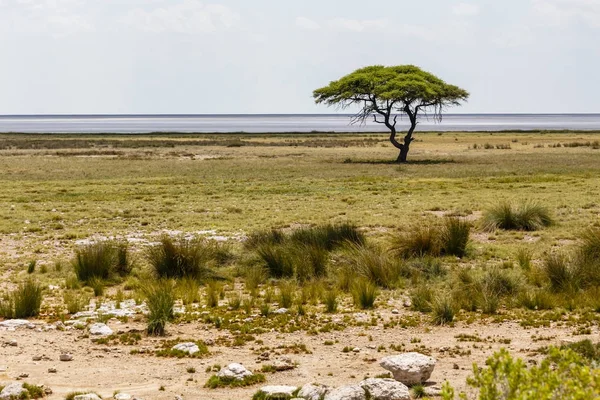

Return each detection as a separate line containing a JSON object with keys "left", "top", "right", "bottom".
{"left": 2, "top": 113, "right": 600, "bottom": 118}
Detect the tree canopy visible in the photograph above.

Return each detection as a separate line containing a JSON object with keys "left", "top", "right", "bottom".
{"left": 313, "top": 65, "right": 469, "bottom": 162}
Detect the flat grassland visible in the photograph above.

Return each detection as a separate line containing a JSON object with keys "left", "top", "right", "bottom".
{"left": 1, "top": 132, "right": 600, "bottom": 399}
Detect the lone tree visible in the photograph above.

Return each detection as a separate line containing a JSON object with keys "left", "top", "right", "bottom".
{"left": 313, "top": 65, "right": 469, "bottom": 162}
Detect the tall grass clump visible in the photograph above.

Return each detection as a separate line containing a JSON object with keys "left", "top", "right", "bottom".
{"left": 482, "top": 201, "right": 554, "bottom": 231}
{"left": 543, "top": 253, "right": 578, "bottom": 292}
{"left": 352, "top": 279, "right": 378, "bottom": 309}
{"left": 147, "top": 236, "right": 215, "bottom": 280}
{"left": 431, "top": 296, "right": 455, "bottom": 325}
{"left": 390, "top": 226, "right": 440, "bottom": 259}
{"left": 441, "top": 218, "right": 470, "bottom": 257}
{"left": 290, "top": 223, "right": 365, "bottom": 251}
{"left": 244, "top": 229, "right": 286, "bottom": 250}
{"left": 13, "top": 279, "right": 43, "bottom": 318}
{"left": 206, "top": 281, "right": 221, "bottom": 308}
{"left": 322, "top": 289, "right": 338, "bottom": 313}
{"left": 340, "top": 244, "right": 401, "bottom": 288}
{"left": 293, "top": 244, "right": 329, "bottom": 283}
{"left": 244, "top": 265, "right": 267, "bottom": 295}
{"left": 176, "top": 277, "right": 201, "bottom": 305}
{"left": 410, "top": 285, "right": 433, "bottom": 313}
{"left": 278, "top": 281, "right": 296, "bottom": 308}
{"left": 575, "top": 227, "right": 600, "bottom": 286}
{"left": 73, "top": 240, "right": 132, "bottom": 282}
{"left": 256, "top": 244, "right": 295, "bottom": 279}
{"left": 143, "top": 280, "right": 175, "bottom": 336}
{"left": 516, "top": 247, "right": 533, "bottom": 270}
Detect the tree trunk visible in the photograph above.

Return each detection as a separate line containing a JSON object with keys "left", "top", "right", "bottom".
{"left": 397, "top": 142, "right": 410, "bottom": 162}
{"left": 395, "top": 117, "right": 416, "bottom": 163}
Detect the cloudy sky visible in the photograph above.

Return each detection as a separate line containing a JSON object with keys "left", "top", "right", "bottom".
{"left": 0, "top": 0, "right": 598, "bottom": 114}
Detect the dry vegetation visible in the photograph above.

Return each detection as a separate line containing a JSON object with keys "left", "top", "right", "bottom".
{"left": 1, "top": 131, "right": 600, "bottom": 399}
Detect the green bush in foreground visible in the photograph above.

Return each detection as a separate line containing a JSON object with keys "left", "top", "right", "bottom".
{"left": 143, "top": 280, "right": 175, "bottom": 336}
{"left": 441, "top": 217, "right": 471, "bottom": 257}
{"left": 146, "top": 236, "right": 216, "bottom": 280}
{"left": 72, "top": 240, "right": 132, "bottom": 282}
{"left": 352, "top": 279, "right": 378, "bottom": 309}
{"left": 441, "top": 347, "right": 600, "bottom": 399}
{"left": 2, "top": 279, "right": 44, "bottom": 319}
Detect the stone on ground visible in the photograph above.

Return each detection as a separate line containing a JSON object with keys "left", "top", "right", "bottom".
{"left": 172, "top": 342, "right": 199, "bottom": 355}
{"left": 324, "top": 384, "right": 366, "bottom": 400}
{"left": 379, "top": 352, "right": 436, "bottom": 385}
{"left": 0, "top": 383, "right": 26, "bottom": 400}
{"left": 359, "top": 378, "right": 410, "bottom": 400}
{"left": 258, "top": 385, "right": 298, "bottom": 398}
{"left": 89, "top": 323, "right": 113, "bottom": 336}
{"left": 216, "top": 363, "right": 253, "bottom": 380}
{"left": 298, "top": 383, "right": 332, "bottom": 400}
{"left": 73, "top": 394, "right": 102, "bottom": 400}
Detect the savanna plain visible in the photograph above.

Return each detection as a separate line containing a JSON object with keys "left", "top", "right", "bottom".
{"left": 1, "top": 131, "right": 600, "bottom": 400}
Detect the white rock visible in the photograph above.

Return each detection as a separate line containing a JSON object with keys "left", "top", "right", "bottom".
{"left": 73, "top": 394, "right": 102, "bottom": 400}
{"left": 172, "top": 342, "right": 199, "bottom": 355}
{"left": 0, "top": 319, "right": 30, "bottom": 329}
{"left": 298, "top": 383, "right": 332, "bottom": 400}
{"left": 114, "top": 393, "right": 132, "bottom": 400}
{"left": 391, "top": 309, "right": 399, "bottom": 314}
{"left": 0, "top": 383, "right": 26, "bottom": 400}
{"left": 359, "top": 378, "right": 410, "bottom": 400}
{"left": 60, "top": 353, "right": 73, "bottom": 361}
{"left": 217, "top": 363, "right": 253, "bottom": 380}
{"left": 324, "top": 384, "right": 366, "bottom": 400}
{"left": 379, "top": 353, "right": 436, "bottom": 386}
{"left": 8, "top": 339, "right": 17, "bottom": 346}
{"left": 89, "top": 323, "right": 113, "bottom": 336}
{"left": 258, "top": 385, "right": 298, "bottom": 398}
{"left": 274, "top": 308, "right": 288, "bottom": 314}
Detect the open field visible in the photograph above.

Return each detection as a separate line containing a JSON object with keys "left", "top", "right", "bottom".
{"left": 1, "top": 131, "right": 600, "bottom": 400}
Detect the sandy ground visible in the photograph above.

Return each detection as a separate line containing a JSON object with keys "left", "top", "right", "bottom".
{"left": 1, "top": 309, "right": 590, "bottom": 400}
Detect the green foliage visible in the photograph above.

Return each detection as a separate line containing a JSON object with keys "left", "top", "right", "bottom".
{"left": 352, "top": 279, "right": 378, "bottom": 309}
{"left": 72, "top": 240, "right": 132, "bottom": 283}
{"left": 88, "top": 277, "right": 104, "bottom": 297}
{"left": 390, "top": 226, "right": 441, "bottom": 259}
{"left": 12, "top": 278, "right": 43, "bottom": 318}
{"left": 204, "top": 373, "right": 266, "bottom": 389}
{"left": 22, "top": 383, "right": 45, "bottom": 399}
{"left": 322, "top": 288, "right": 338, "bottom": 313}
{"left": 256, "top": 243, "right": 295, "bottom": 279}
{"left": 63, "top": 290, "right": 87, "bottom": 314}
{"left": 431, "top": 296, "right": 455, "bottom": 325}
{"left": 561, "top": 340, "right": 600, "bottom": 363}
{"left": 515, "top": 247, "right": 533, "bottom": 270}
{"left": 244, "top": 229, "right": 286, "bottom": 250}
{"left": 410, "top": 285, "right": 433, "bottom": 313}
{"left": 293, "top": 244, "right": 329, "bottom": 283}
{"left": 278, "top": 281, "right": 296, "bottom": 308}
{"left": 289, "top": 223, "right": 365, "bottom": 251}
{"left": 146, "top": 236, "right": 217, "bottom": 280}
{"left": 442, "top": 347, "right": 600, "bottom": 400}
{"left": 176, "top": 276, "right": 201, "bottom": 305}
{"left": 482, "top": 202, "right": 554, "bottom": 231}
{"left": 340, "top": 244, "right": 402, "bottom": 288}
{"left": 543, "top": 253, "right": 578, "bottom": 292}
{"left": 517, "top": 289, "right": 555, "bottom": 311}
{"left": 143, "top": 279, "right": 175, "bottom": 336}
{"left": 27, "top": 260, "right": 36, "bottom": 274}
{"left": 441, "top": 218, "right": 470, "bottom": 258}
{"left": 206, "top": 281, "right": 221, "bottom": 308}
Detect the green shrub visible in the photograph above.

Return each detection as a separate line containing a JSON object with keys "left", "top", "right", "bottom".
{"left": 278, "top": 281, "right": 296, "bottom": 308}
{"left": 114, "top": 241, "right": 133, "bottom": 276}
{"left": 441, "top": 347, "right": 600, "bottom": 399}
{"left": 244, "top": 265, "right": 267, "bottom": 294}
{"left": 561, "top": 339, "right": 600, "bottom": 363}
{"left": 64, "top": 290, "right": 87, "bottom": 314}
{"left": 543, "top": 253, "right": 578, "bottom": 292}
{"left": 340, "top": 244, "right": 402, "bottom": 288}
{"left": 244, "top": 229, "right": 286, "bottom": 249}
{"left": 352, "top": 279, "right": 378, "bottom": 309}
{"left": 293, "top": 244, "right": 329, "bottom": 283}
{"left": 176, "top": 276, "right": 201, "bottom": 305}
{"left": 147, "top": 236, "right": 216, "bottom": 280}
{"left": 0, "top": 295, "right": 14, "bottom": 319}
{"left": 256, "top": 244, "right": 295, "bottom": 279}
{"left": 518, "top": 289, "right": 555, "bottom": 310}
{"left": 27, "top": 260, "right": 36, "bottom": 274}
{"left": 482, "top": 201, "right": 553, "bottom": 231}
{"left": 431, "top": 296, "right": 454, "bottom": 325}
{"left": 441, "top": 218, "right": 470, "bottom": 257}
{"left": 322, "top": 289, "right": 338, "bottom": 313}
{"left": 410, "top": 285, "right": 433, "bottom": 313}
{"left": 143, "top": 280, "right": 175, "bottom": 336}
{"left": 88, "top": 277, "right": 104, "bottom": 297}
{"left": 206, "top": 281, "right": 221, "bottom": 308}
{"left": 228, "top": 292, "right": 242, "bottom": 310}
{"left": 290, "top": 223, "right": 365, "bottom": 251}
{"left": 407, "top": 257, "right": 446, "bottom": 281}
{"left": 516, "top": 247, "right": 533, "bottom": 270}
{"left": 13, "top": 279, "right": 43, "bottom": 318}
{"left": 73, "top": 241, "right": 118, "bottom": 282}
{"left": 390, "top": 226, "right": 441, "bottom": 259}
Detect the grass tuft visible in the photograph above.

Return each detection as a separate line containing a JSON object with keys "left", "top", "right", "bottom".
{"left": 205, "top": 373, "right": 266, "bottom": 389}
{"left": 146, "top": 236, "right": 216, "bottom": 280}
{"left": 441, "top": 217, "right": 470, "bottom": 257}
{"left": 143, "top": 279, "right": 175, "bottom": 336}
{"left": 390, "top": 226, "right": 440, "bottom": 259}
{"left": 351, "top": 279, "right": 378, "bottom": 309}
{"left": 482, "top": 201, "right": 553, "bottom": 231}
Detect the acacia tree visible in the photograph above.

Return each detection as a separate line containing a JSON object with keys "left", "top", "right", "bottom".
{"left": 313, "top": 65, "right": 469, "bottom": 163}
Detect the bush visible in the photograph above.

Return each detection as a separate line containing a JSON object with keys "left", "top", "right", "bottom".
{"left": 12, "top": 279, "right": 43, "bottom": 318}
{"left": 73, "top": 241, "right": 118, "bottom": 282}
{"left": 516, "top": 247, "right": 533, "bottom": 270}
{"left": 561, "top": 339, "right": 600, "bottom": 363}
{"left": 244, "top": 265, "right": 267, "bottom": 294}
{"left": 0, "top": 295, "right": 15, "bottom": 319}
{"left": 143, "top": 280, "right": 175, "bottom": 336}
{"left": 27, "top": 260, "right": 36, "bottom": 274}
{"left": 147, "top": 236, "right": 216, "bottom": 280}
{"left": 64, "top": 290, "right": 87, "bottom": 314}
{"left": 407, "top": 257, "right": 446, "bottom": 281}
{"left": 176, "top": 276, "right": 201, "bottom": 305}
{"left": 244, "top": 229, "right": 286, "bottom": 250}
{"left": 441, "top": 218, "right": 470, "bottom": 257}
{"left": 352, "top": 279, "right": 378, "bottom": 309}
{"left": 574, "top": 227, "right": 600, "bottom": 285}
{"left": 340, "top": 244, "right": 402, "bottom": 288}
{"left": 410, "top": 285, "right": 433, "bottom": 313}
{"left": 88, "top": 277, "right": 104, "bottom": 297}
{"left": 543, "top": 253, "right": 578, "bottom": 292}
{"left": 290, "top": 223, "right": 365, "bottom": 251}
{"left": 390, "top": 226, "right": 441, "bottom": 259}
{"left": 482, "top": 201, "right": 554, "bottom": 231}
{"left": 278, "top": 281, "right": 296, "bottom": 308}
{"left": 206, "top": 281, "right": 221, "bottom": 308}
{"left": 293, "top": 244, "right": 329, "bottom": 283}
{"left": 322, "top": 289, "right": 338, "bottom": 313}
{"left": 517, "top": 289, "right": 555, "bottom": 310}
{"left": 441, "top": 347, "right": 600, "bottom": 399}
{"left": 256, "top": 244, "right": 295, "bottom": 279}
{"left": 431, "top": 296, "right": 454, "bottom": 325}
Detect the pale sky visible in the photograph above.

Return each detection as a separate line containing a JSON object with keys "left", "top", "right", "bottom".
{"left": 0, "top": 0, "right": 598, "bottom": 114}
